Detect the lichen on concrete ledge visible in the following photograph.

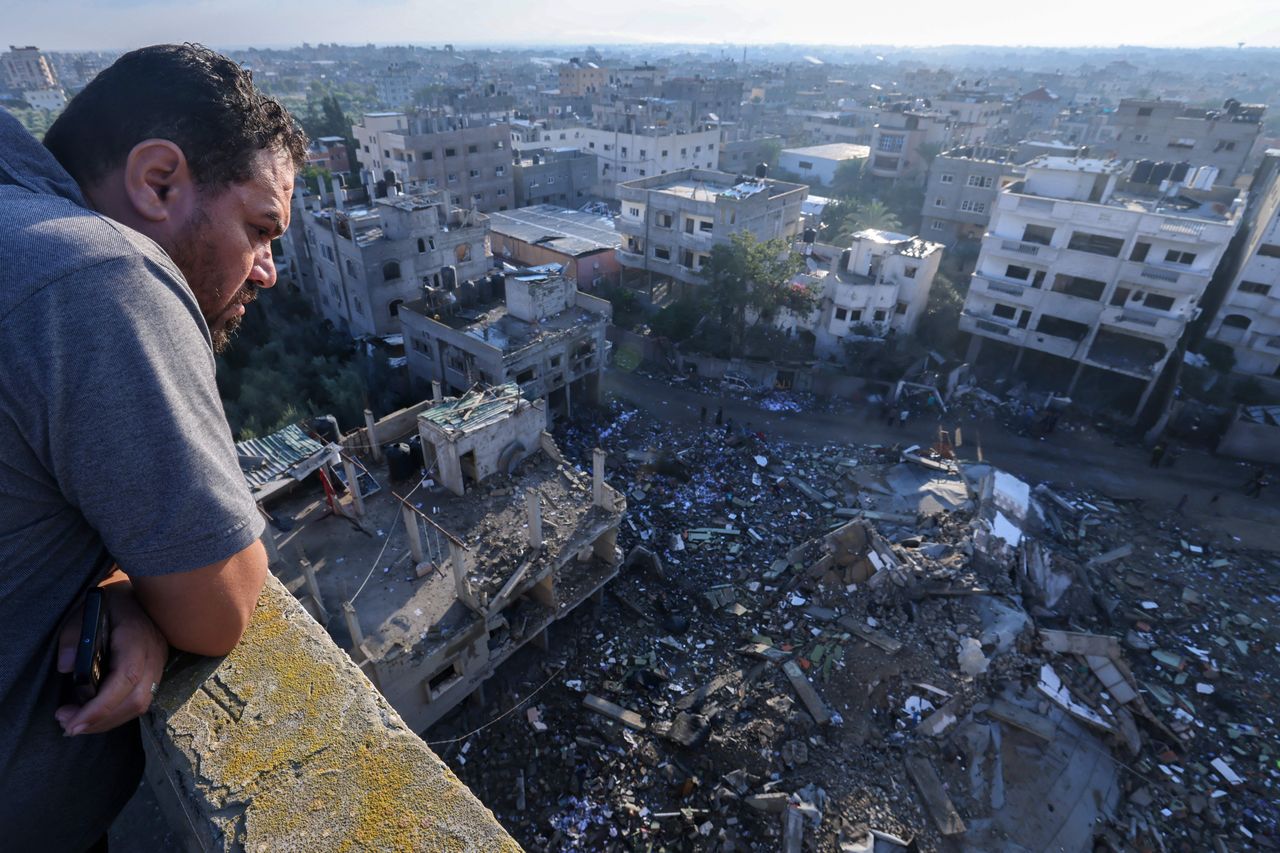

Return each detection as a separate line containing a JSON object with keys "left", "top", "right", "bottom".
{"left": 140, "top": 573, "right": 521, "bottom": 852}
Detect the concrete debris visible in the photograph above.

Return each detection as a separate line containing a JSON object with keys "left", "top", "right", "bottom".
{"left": 418, "top": 398, "right": 1280, "bottom": 853}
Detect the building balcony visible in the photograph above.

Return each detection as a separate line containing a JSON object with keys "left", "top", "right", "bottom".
{"left": 1099, "top": 305, "right": 1186, "bottom": 339}
{"left": 139, "top": 572, "right": 518, "bottom": 851}
{"left": 960, "top": 308, "right": 1026, "bottom": 342}
{"left": 976, "top": 274, "right": 1039, "bottom": 302}
{"left": 616, "top": 248, "right": 646, "bottom": 267}
{"left": 989, "top": 237, "right": 1058, "bottom": 264}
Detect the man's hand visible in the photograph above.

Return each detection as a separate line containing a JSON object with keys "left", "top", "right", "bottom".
{"left": 54, "top": 574, "right": 169, "bottom": 737}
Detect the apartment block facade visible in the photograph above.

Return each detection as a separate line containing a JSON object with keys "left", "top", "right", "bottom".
{"left": 961, "top": 157, "right": 1244, "bottom": 417}
{"left": 1, "top": 45, "right": 57, "bottom": 92}
{"left": 351, "top": 112, "right": 514, "bottom": 213}
{"left": 1103, "top": 98, "right": 1265, "bottom": 185}
{"left": 921, "top": 146, "right": 1022, "bottom": 246}
{"left": 1206, "top": 150, "right": 1280, "bottom": 380}
{"left": 511, "top": 148, "right": 598, "bottom": 207}
{"left": 868, "top": 110, "right": 952, "bottom": 179}
{"left": 292, "top": 186, "right": 491, "bottom": 339}
{"left": 541, "top": 126, "right": 722, "bottom": 199}
{"left": 615, "top": 168, "right": 807, "bottom": 291}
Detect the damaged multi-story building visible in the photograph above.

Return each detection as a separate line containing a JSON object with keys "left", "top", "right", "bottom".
{"left": 290, "top": 181, "right": 491, "bottom": 338}
{"left": 398, "top": 266, "right": 611, "bottom": 423}
{"left": 961, "top": 156, "right": 1244, "bottom": 417}
{"left": 1205, "top": 148, "right": 1280, "bottom": 385}
{"left": 269, "top": 385, "right": 625, "bottom": 732}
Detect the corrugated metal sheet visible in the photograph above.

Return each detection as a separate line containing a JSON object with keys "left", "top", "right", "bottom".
{"left": 236, "top": 424, "right": 328, "bottom": 488}
{"left": 420, "top": 384, "right": 522, "bottom": 434}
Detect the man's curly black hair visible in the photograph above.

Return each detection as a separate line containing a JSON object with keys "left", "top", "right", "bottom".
{"left": 44, "top": 43, "right": 308, "bottom": 190}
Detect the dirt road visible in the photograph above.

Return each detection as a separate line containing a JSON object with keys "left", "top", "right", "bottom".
{"left": 603, "top": 369, "right": 1280, "bottom": 553}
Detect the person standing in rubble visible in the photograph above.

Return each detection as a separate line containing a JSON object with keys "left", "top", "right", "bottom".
{"left": 1244, "top": 467, "right": 1268, "bottom": 498}
{"left": 898, "top": 408, "right": 910, "bottom": 428}
{"left": 1149, "top": 442, "right": 1167, "bottom": 468}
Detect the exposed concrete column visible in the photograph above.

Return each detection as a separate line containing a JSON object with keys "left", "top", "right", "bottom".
{"left": 363, "top": 408, "right": 382, "bottom": 461}
{"left": 1011, "top": 346, "right": 1026, "bottom": 374}
{"left": 965, "top": 335, "right": 984, "bottom": 365}
{"left": 564, "top": 379, "right": 573, "bottom": 420}
{"left": 526, "top": 490, "right": 543, "bottom": 550}
{"left": 593, "top": 447, "right": 608, "bottom": 509}
{"left": 1066, "top": 361, "right": 1087, "bottom": 396}
{"left": 299, "top": 558, "right": 329, "bottom": 623}
{"left": 449, "top": 540, "right": 479, "bottom": 611}
{"left": 403, "top": 504, "right": 425, "bottom": 563}
{"left": 342, "top": 601, "right": 365, "bottom": 662}
{"left": 436, "top": 439, "right": 464, "bottom": 496}
{"left": 341, "top": 457, "right": 365, "bottom": 517}
{"left": 432, "top": 380, "right": 443, "bottom": 402}
{"left": 1132, "top": 376, "right": 1161, "bottom": 424}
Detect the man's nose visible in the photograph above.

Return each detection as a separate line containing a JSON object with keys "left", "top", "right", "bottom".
{"left": 251, "top": 245, "right": 278, "bottom": 289}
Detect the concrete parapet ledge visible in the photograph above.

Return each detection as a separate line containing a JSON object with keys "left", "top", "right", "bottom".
{"left": 140, "top": 573, "right": 521, "bottom": 852}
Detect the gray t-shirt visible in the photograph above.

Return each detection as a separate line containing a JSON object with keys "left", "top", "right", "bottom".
{"left": 0, "top": 110, "right": 265, "bottom": 850}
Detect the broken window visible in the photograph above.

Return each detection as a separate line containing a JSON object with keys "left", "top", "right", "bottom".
{"left": 1067, "top": 231, "right": 1124, "bottom": 257}
{"left": 1239, "top": 281, "right": 1271, "bottom": 296}
{"left": 1164, "top": 249, "right": 1196, "bottom": 266}
{"left": 1130, "top": 241, "right": 1151, "bottom": 262}
{"left": 1006, "top": 265, "right": 1032, "bottom": 281}
{"left": 1051, "top": 275, "right": 1106, "bottom": 301}
{"left": 1143, "top": 293, "right": 1175, "bottom": 311}
{"left": 1022, "top": 224, "right": 1054, "bottom": 246}
{"left": 382, "top": 260, "right": 401, "bottom": 281}
{"left": 835, "top": 307, "right": 848, "bottom": 321}
{"left": 1035, "top": 314, "right": 1090, "bottom": 340}
{"left": 992, "top": 303, "right": 1017, "bottom": 320}
{"left": 516, "top": 367, "right": 536, "bottom": 384}
{"left": 1110, "top": 286, "right": 1132, "bottom": 307}
{"left": 1221, "top": 314, "right": 1251, "bottom": 329}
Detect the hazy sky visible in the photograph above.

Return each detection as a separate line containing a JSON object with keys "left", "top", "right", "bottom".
{"left": 10, "top": 0, "right": 1280, "bottom": 51}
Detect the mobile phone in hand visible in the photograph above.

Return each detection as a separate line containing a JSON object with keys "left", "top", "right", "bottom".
{"left": 72, "top": 588, "right": 109, "bottom": 705}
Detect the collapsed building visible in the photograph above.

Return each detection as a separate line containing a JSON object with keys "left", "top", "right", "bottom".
{"left": 249, "top": 385, "right": 626, "bottom": 732}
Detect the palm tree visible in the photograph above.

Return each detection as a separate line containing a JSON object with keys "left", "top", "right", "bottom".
{"left": 832, "top": 199, "right": 903, "bottom": 244}
{"left": 853, "top": 199, "right": 903, "bottom": 232}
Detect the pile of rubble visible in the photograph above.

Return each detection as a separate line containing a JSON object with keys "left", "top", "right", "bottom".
{"left": 429, "top": 402, "right": 1278, "bottom": 852}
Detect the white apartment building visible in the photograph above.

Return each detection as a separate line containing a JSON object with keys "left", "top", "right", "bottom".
{"left": 797, "top": 231, "right": 944, "bottom": 357}
{"left": 615, "top": 168, "right": 807, "bottom": 292}
{"left": 961, "top": 156, "right": 1244, "bottom": 418}
{"left": 1206, "top": 150, "right": 1280, "bottom": 381}
{"left": 778, "top": 143, "right": 870, "bottom": 188}
{"left": 536, "top": 126, "right": 721, "bottom": 199}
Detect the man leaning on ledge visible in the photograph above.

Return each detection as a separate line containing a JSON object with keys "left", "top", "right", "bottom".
{"left": 0, "top": 44, "right": 308, "bottom": 851}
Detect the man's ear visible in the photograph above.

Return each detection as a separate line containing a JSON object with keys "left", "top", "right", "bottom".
{"left": 123, "top": 139, "right": 195, "bottom": 224}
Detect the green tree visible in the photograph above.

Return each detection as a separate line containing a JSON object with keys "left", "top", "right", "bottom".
{"left": 829, "top": 159, "right": 869, "bottom": 198}
{"left": 914, "top": 272, "right": 968, "bottom": 356}
{"left": 699, "top": 233, "right": 811, "bottom": 357}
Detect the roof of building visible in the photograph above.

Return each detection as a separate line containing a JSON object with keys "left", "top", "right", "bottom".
{"left": 235, "top": 423, "right": 331, "bottom": 490}
{"left": 419, "top": 384, "right": 525, "bottom": 436}
{"left": 488, "top": 205, "right": 621, "bottom": 257}
{"left": 781, "top": 143, "right": 871, "bottom": 161}
{"left": 1029, "top": 156, "right": 1126, "bottom": 175}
